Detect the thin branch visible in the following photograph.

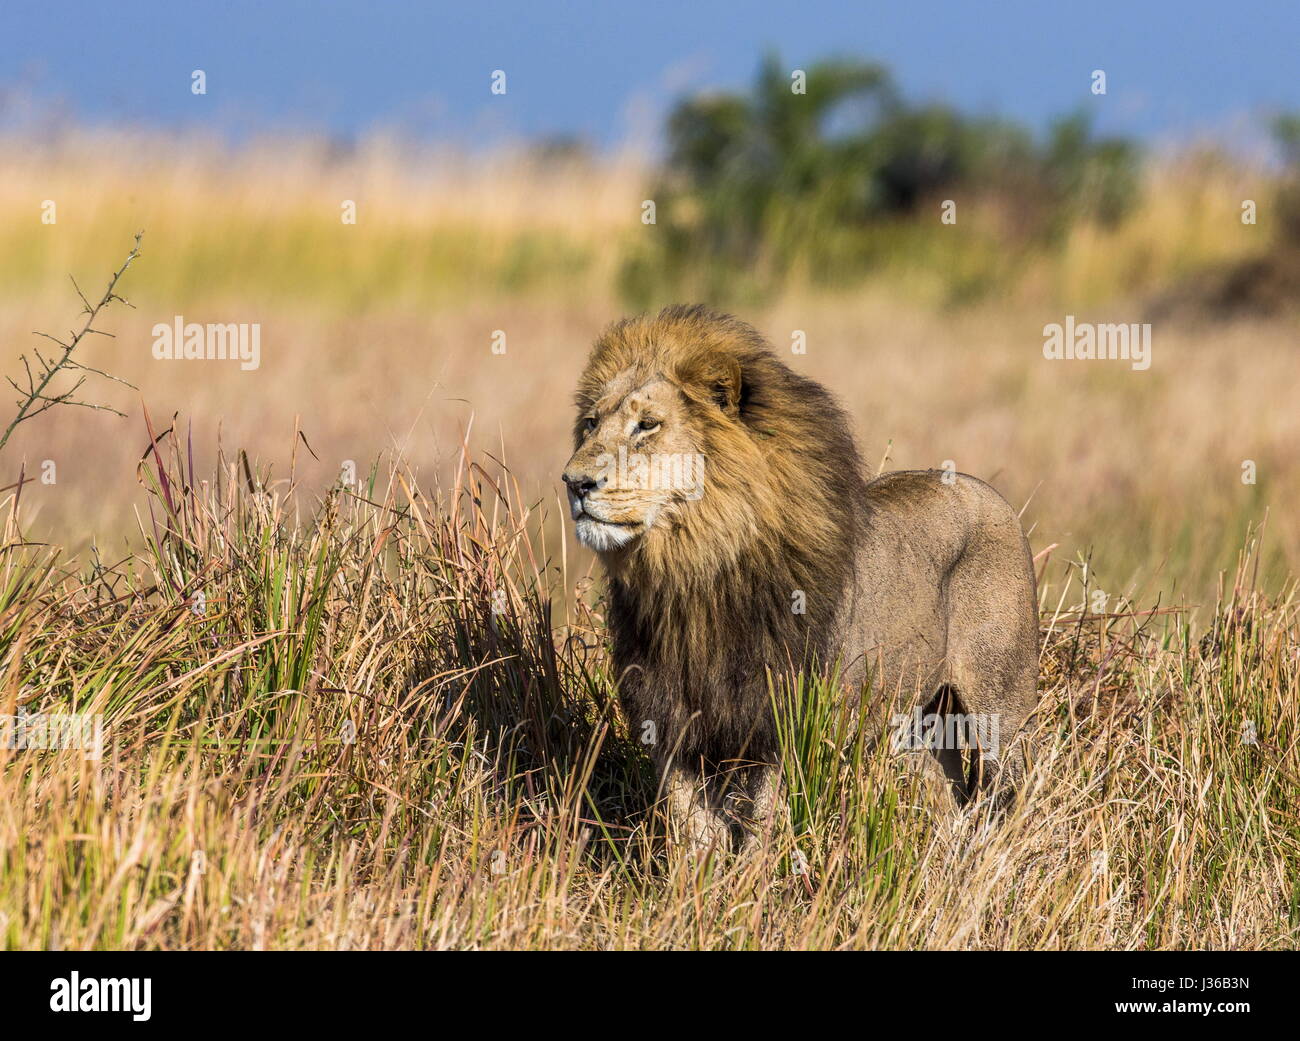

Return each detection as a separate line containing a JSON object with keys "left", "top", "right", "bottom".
{"left": 64, "top": 357, "right": 135, "bottom": 386}
{"left": 69, "top": 275, "right": 93, "bottom": 314}
{"left": 0, "top": 232, "right": 143, "bottom": 455}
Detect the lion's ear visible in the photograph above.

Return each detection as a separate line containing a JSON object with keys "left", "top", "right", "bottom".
{"left": 679, "top": 352, "right": 744, "bottom": 416}
{"left": 709, "top": 355, "right": 743, "bottom": 415}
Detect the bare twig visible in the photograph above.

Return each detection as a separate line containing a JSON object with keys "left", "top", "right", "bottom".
{"left": 0, "top": 232, "right": 143, "bottom": 455}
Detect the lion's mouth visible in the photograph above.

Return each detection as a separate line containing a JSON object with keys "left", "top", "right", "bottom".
{"left": 574, "top": 511, "right": 645, "bottom": 552}
{"left": 574, "top": 503, "right": 641, "bottom": 527}
{"left": 579, "top": 512, "right": 638, "bottom": 527}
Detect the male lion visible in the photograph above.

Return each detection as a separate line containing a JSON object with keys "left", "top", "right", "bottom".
{"left": 563, "top": 305, "right": 1039, "bottom": 852}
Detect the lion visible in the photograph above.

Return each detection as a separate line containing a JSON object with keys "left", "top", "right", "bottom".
{"left": 563, "top": 305, "right": 1039, "bottom": 852}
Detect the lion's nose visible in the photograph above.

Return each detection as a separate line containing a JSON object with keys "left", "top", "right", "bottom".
{"left": 563, "top": 471, "right": 599, "bottom": 497}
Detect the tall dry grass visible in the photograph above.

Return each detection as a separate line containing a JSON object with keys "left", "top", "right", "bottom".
{"left": 1, "top": 430, "right": 1295, "bottom": 949}
{"left": 0, "top": 130, "right": 1297, "bottom": 949}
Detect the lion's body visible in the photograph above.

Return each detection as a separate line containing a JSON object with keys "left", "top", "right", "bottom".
{"left": 564, "top": 306, "right": 1038, "bottom": 850}
{"left": 845, "top": 471, "right": 1040, "bottom": 795}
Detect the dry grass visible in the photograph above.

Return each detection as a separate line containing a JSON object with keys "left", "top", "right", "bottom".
{"left": 0, "top": 130, "right": 1297, "bottom": 949}
{"left": 1, "top": 434, "right": 1296, "bottom": 950}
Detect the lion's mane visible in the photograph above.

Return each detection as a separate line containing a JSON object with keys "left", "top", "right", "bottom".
{"left": 576, "top": 305, "right": 867, "bottom": 768}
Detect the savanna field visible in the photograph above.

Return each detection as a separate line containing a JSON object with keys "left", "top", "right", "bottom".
{"left": 1, "top": 122, "right": 1298, "bottom": 949}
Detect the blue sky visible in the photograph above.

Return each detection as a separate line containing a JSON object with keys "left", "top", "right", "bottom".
{"left": 2, "top": 1, "right": 1295, "bottom": 152}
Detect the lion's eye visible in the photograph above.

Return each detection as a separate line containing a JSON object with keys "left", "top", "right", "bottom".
{"left": 582, "top": 416, "right": 598, "bottom": 433}
{"left": 638, "top": 417, "right": 661, "bottom": 433}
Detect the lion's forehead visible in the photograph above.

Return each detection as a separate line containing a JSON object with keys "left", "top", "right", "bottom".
{"left": 591, "top": 372, "right": 681, "bottom": 416}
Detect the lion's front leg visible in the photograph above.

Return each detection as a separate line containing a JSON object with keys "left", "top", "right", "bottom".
{"left": 661, "top": 763, "right": 730, "bottom": 855}
{"left": 738, "top": 765, "right": 784, "bottom": 852}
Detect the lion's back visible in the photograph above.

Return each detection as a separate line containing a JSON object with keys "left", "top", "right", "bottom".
{"left": 842, "top": 469, "right": 1037, "bottom": 696}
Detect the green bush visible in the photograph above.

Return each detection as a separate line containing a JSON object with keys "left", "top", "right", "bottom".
{"left": 621, "top": 54, "right": 1140, "bottom": 306}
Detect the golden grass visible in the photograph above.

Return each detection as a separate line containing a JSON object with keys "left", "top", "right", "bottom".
{"left": 1, "top": 440, "right": 1295, "bottom": 950}
{"left": 0, "top": 131, "right": 645, "bottom": 310}
{"left": 0, "top": 130, "right": 1297, "bottom": 949}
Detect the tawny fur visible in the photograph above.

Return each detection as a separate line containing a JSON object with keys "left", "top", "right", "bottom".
{"left": 564, "top": 305, "right": 1040, "bottom": 852}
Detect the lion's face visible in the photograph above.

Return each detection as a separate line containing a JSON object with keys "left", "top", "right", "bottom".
{"left": 563, "top": 370, "right": 708, "bottom": 553}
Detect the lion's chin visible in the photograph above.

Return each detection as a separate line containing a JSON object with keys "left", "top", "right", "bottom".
{"left": 574, "top": 515, "right": 644, "bottom": 552}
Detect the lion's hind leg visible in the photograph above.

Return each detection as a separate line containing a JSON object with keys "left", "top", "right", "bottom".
{"left": 941, "top": 626, "right": 1037, "bottom": 810}
{"left": 939, "top": 512, "right": 1039, "bottom": 808}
